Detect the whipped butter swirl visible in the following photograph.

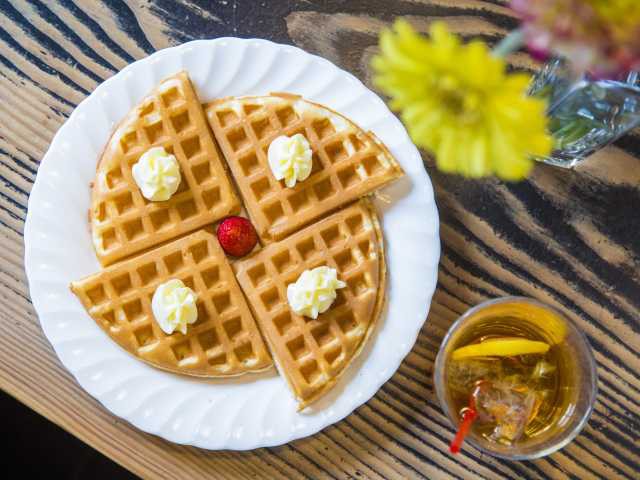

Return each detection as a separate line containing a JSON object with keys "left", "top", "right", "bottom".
{"left": 287, "top": 266, "right": 346, "bottom": 319}
{"left": 132, "top": 146, "right": 181, "bottom": 201}
{"left": 267, "top": 134, "right": 313, "bottom": 187}
{"left": 151, "top": 279, "right": 198, "bottom": 335}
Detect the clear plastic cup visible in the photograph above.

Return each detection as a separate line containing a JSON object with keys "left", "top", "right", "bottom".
{"left": 434, "top": 296, "right": 598, "bottom": 460}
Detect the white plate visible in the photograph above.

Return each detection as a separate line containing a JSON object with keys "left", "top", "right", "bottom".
{"left": 24, "top": 38, "right": 440, "bottom": 450}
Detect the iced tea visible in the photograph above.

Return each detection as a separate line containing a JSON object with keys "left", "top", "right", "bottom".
{"left": 434, "top": 297, "right": 597, "bottom": 459}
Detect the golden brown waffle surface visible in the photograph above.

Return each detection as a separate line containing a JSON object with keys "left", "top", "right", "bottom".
{"left": 91, "top": 71, "right": 239, "bottom": 266}
{"left": 71, "top": 229, "right": 272, "bottom": 377}
{"left": 205, "top": 93, "right": 403, "bottom": 243}
{"left": 75, "top": 76, "right": 400, "bottom": 403}
{"left": 234, "top": 201, "right": 386, "bottom": 409}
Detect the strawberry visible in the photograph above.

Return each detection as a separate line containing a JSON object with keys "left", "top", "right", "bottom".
{"left": 216, "top": 216, "right": 258, "bottom": 257}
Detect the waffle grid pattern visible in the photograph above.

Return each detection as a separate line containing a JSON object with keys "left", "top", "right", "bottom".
{"left": 72, "top": 230, "right": 272, "bottom": 376}
{"left": 91, "top": 72, "right": 239, "bottom": 266}
{"left": 205, "top": 95, "right": 403, "bottom": 242}
{"left": 234, "top": 201, "right": 382, "bottom": 406}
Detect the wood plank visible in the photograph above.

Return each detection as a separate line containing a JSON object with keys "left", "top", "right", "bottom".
{"left": 1, "top": 1, "right": 639, "bottom": 478}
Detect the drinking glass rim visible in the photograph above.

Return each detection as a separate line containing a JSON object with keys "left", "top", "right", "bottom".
{"left": 433, "top": 296, "right": 598, "bottom": 460}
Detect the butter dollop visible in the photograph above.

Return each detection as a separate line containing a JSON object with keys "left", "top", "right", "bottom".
{"left": 151, "top": 279, "right": 198, "bottom": 335}
{"left": 267, "top": 134, "right": 313, "bottom": 188}
{"left": 132, "top": 146, "right": 181, "bottom": 201}
{"left": 287, "top": 266, "right": 346, "bottom": 319}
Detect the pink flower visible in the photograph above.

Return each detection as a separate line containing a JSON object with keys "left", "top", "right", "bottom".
{"left": 511, "top": 0, "right": 640, "bottom": 77}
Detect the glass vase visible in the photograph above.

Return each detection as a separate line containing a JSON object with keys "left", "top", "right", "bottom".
{"left": 529, "top": 59, "right": 640, "bottom": 168}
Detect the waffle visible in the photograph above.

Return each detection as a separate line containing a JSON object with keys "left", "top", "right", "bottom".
{"left": 204, "top": 93, "right": 403, "bottom": 243}
{"left": 91, "top": 71, "right": 240, "bottom": 266}
{"left": 70, "top": 229, "right": 272, "bottom": 377}
{"left": 234, "top": 200, "right": 386, "bottom": 409}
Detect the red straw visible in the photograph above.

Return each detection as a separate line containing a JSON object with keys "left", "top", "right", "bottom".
{"left": 449, "top": 381, "right": 486, "bottom": 454}
{"left": 449, "top": 407, "right": 477, "bottom": 454}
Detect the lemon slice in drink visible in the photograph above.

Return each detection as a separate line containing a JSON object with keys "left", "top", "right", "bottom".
{"left": 452, "top": 338, "right": 550, "bottom": 360}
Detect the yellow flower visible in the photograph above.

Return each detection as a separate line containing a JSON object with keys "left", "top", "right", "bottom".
{"left": 371, "top": 20, "right": 552, "bottom": 180}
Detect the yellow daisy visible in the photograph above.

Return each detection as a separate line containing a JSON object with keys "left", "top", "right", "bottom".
{"left": 371, "top": 20, "right": 552, "bottom": 181}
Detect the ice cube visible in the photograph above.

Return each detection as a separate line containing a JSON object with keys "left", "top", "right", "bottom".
{"left": 475, "top": 382, "right": 537, "bottom": 443}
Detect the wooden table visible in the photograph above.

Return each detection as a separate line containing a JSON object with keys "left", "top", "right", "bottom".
{"left": 2, "top": 1, "right": 639, "bottom": 478}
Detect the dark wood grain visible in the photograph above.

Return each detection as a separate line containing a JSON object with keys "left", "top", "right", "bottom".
{"left": 1, "top": 1, "right": 639, "bottom": 478}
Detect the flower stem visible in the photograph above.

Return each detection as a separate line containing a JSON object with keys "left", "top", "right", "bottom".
{"left": 493, "top": 29, "right": 525, "bottom": 58}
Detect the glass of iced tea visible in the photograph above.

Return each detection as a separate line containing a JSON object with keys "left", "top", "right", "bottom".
{"left": 434, "top": 297, "right": 597, "bottom": 459}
